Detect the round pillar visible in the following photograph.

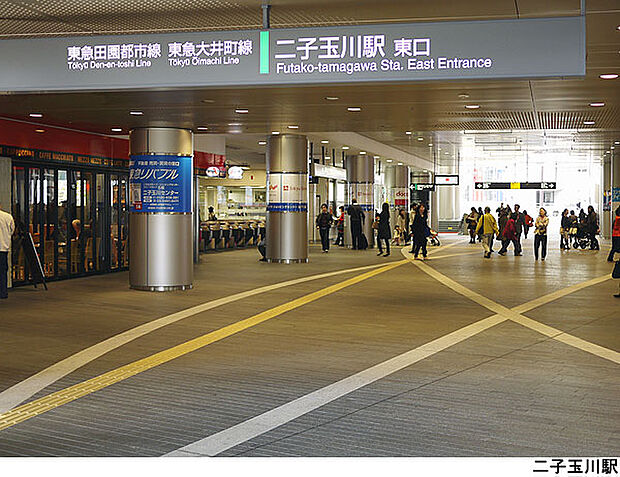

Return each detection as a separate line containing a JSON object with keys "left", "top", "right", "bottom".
{"left": 266, "top": 134, "right": 309, "bottom": 263}
{"left": 602, "top": 155, "right": 612, "bottom": 239}
{"left": 385, "top": 164, "right": 410, "bottom": 213}
{"left": 129, "top": 127, "right": 194, "bottom": 291}
{"left": 347, "top": 155, "right": 375, "bottom": 247}
{"left": 613, "top": 150, "right": 620, "bottom": 225}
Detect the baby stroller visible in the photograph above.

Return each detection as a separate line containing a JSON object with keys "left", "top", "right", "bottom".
{"left": 572, "top": 223, "right": 591, "bottom": 249}
{"left": 428, "top": 229, "right": 441, "bottom": 247}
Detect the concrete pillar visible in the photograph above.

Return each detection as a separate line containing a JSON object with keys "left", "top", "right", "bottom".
{"left": 347, "top": 155, "right": 375, "bottom": 247}
{"left": 602, "top": 154, "right": 611, "bottom": 239}
{"left": 129, "top": 127, "right": 194, "bottom": 291}
{"left": 430, "top": 189, "right": 439, "bottom": 231}
{"left": 266, "top": 134, "right": 308, "bottom": 263}
{"left": 613, "top": 150, "right": 620, "bottom": 225}
{"left": 0, "top": 157, "right": 11, "bottom": 288}
{"left": 385, "top": 164, "right": 410, "bottom": 223}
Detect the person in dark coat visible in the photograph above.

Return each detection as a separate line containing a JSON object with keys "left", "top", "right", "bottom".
{"left": 511, "top": 204, "right": 525, "bottom": 256}
{"left": 347, "top": 198, "right": 365, "bottom": 250}
{"left": 410, "top": 204, "right": 429, "bottom": 259}
{"left": 376, "top": 203, "right": 391, "bottom": 257}
{"left": 586, "top": 205, "right": 600, "bottom": 250}
{"left": 316, "top": 203, "right": 334, "bottom": 253}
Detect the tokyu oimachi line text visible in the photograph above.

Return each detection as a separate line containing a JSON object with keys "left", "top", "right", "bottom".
{"left": 277, "top": 57, "right": 493, "bottom": 75}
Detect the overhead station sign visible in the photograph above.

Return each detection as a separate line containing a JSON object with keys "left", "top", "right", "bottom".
{"left": 0, "top": 16, "right": 584, "bottom": 92}
{"left": 475, "top": 182, "right": 557, "bottom": 190}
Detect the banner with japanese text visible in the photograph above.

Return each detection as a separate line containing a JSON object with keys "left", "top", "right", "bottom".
{"left": 129, "top": 154, "right": 192, "bottom": 213}
{"left": 267, "top": 173, "right": 308, "bottom": 212}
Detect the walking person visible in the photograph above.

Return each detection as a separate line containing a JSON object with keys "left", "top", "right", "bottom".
{"left": 511, "top": 204, "right": 525, "bottom": 256}
{"left": 560, "top": 208, "right": 571, "bottom": 251}
{"left": 410, "top": 204, "right": 430, "bottom": 259}
{"left": 316, "top": 203, "right": 333, "bottom": 253}
{"left": 396, "top": 209, "right": 407, "bottom": 245}
{"left": 607, "top": 206, "right": 620, "bottom": 262}
{"left": 586, "top": 205, "right": 600, "bottom": 250}
{"left": 523, "top": 210, "right": 533, "bottom": 239}
{"left": 534, "top": 207, "right": 549, "bottom": 261}
{"left": 466, "top": 207, "right": 479, "bottom": 244}
{"left": 347, "top": 198, "right": 365, "bottom": 250}
{"left": 498, "top": 213, "right": 518, "bottom": 256}
{"left": 334, "top": 206, "right": 345, "bottom": 246}
{"left": 0, "top": 203, "right": 15, "bottom": 300}
{"left": 376, "top": 203, "right": 391, "bottom": 257}
{"left": 476, "top": 207, "right": 499, "bottom": 259}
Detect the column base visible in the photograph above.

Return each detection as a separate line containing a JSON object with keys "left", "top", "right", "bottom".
{"left": 130, "top": 284, "right": 193, "bottom": 292}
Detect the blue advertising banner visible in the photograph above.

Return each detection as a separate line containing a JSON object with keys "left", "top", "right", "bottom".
{"left": 129, "top": 154, "right": 192, "bottom": 213}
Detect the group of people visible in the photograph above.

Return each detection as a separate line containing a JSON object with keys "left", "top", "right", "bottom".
{"left": 465, "top": 203, "right": 604, "bottom": 261}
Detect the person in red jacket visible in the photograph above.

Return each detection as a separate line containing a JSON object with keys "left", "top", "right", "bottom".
{"left": 498, "top": 216, "right": 518, "bottom": 256}
{"left": 607, "top": 206, "right": 620, "bottom": 262}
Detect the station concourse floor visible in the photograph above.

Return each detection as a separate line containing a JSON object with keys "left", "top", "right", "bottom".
{"left": 0, "top": 236, "right": 618, "bottom": 457}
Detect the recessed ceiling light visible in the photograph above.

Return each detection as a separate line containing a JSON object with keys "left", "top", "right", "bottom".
{"left": 583, "top": 120, "right": 595, "bottom": 125}
{"left": 599, "top": 73, "right": 618, "bottom": 80}
{"left": 417, "top": 137, "right": 424, "bottom": 141}
{"left": 271, "top": 131, "right": 280, "bottom": 135}
{"left": 129, "top": 111, "right": 143, "bottom": 115}
{"left": 347, "top": 107, "right": 361, "bottom": 112}
{"left": 615, "top": 141, "right": 620, "bottom": 145}
{"left": 196, "top": 126, "right": 208, "bottom": 131}
{"left": 111, "top": 128, "right": 122, "bottom": 132}
{"left": 321, "top": 140, "right": 329, "bottom": 144}
{"left": 34, "top": 129, "right": 45, "bottom": 133}
{"left": 29, "top": 113, "right": 43, "bottom": 118}
{"left": 612, "top": 146, "right": 616, "bottom": 150}
{"left": 235, "top": 109, "right": 249, "bottom": 114}
{"left": 258, "top": 141, "right": 267, "bottom": 145}
{"left": 589, "top": 102, "right": 605, "bottom": 107}
{"left": 287, "top": 125, "right": 299, "bottom": 129}
{"left": 606, "top": 150, "right": 611, "bottom": 154}
{"left": 373, "top": 155, "right": 380, "bottom": 159}
{"left": 405, "top": 131, "right": 412, "bottom": 135}
{"left": 397, "top": 162, "right": 403, "bottom": 165}
{"left": 444, "top": 152, "right": 450, "bottom": 155}
{"left": 325, "top": 156, "right": 331, "bottom": 160}
{"left": 428, "top": 143, "right": 433, "bottom": 147}
{"left": 342, "top": 146, "right": 349, "bottom": 150}
{"left": 201, "top": 99, "right": 215, "bottom": 103}
{"left": 458, "top": 93, "right": 470, "bottom": 99}
{"left": 228, "top": 123, "right": 242, "bottom": 126}
{"left": 386, "top": 159, "right": 393, "bottom": 163}
{"left": 465, "top": 104, "right": 480, "bottom": 109}
{"left": 325, "top": 96, "right": 339, "bottom": 101}
{"left": 359, "top": 151, "right": 367, "bottom": 155}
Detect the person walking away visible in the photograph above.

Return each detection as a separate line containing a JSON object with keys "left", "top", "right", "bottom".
{"left": 476, "top": 207, "right": 484, "bottom": 242}
{"left": 560, "top": 209, "right": 571, "bottom": 250}
{"left": 377, "top": 203, "right": 391, "bottom": 257}
{"left": 466, "top": 207, "right": 479, "bottom": 244}
{"left": 316, "top": 203, "right": 333, "bottom": 253}
{"left": 396, "top": 209, "right": 407, "bottom": 245}
{"left": 334, "top": 206, "right": 345, "bottom": 246}
{"left": 586, "top": 206, "right": 600, "bottom": 250}
{"left": 347, "top": 198, "right": 365, "bottom": 250}
{"left": 534, "top": 207, "right": 549, "bottom": 261}
{"left": 498, "top": 208, "right": 508, "bottom": 241}
{"left": 523, "top": 210, "right": 533, "bottom": 239}
{"left": 411, "top": 204, "right": 430, "bottom": 259}
{"left": 607, "top": 206, "right": 620, "bottom": 262}
{"left": 476, "top": 207, "right": 499, "bottom": 259}
{"left": 511, "top": 204, "right": 525, "bottom": 256}
{"left": 498, "top": 214, "right": 518, "bottom": 256}
{"left": 568, "top": 210, "right": 578, "bottom": 247}
{"left": 0, "top": 204, "right": 15, "bottom": 300}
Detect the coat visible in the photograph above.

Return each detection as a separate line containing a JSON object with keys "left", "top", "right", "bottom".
{"left": 503, "top": 218, "right": 517, "bottom": 241}
{"left": 511, "top": 212, "right": 525, "bottom": 234}
{"left": 411, "top": 213, "right": 429, "bottom": 243}
{"left": 378, "top": 210, "right": 391, "bottom": 239}
{"left": 476, "top": 213, "right": 499, "bottom": 236}
{"left": 347, "top": 204, "right": 365, "bottom": 223}
{"left": 316, "top": 212, "right": 333, "bottom": 229}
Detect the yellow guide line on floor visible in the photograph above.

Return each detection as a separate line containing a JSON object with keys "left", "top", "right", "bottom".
{"left": 0, "top": 259, "right": 407, "bottom": 432}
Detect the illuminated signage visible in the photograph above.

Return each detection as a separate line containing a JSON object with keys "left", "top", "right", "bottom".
{"left": 410, "top": 183, "right": 435, "bottom": 191}
{"left": 227, "top": 166, "right": 244, "bottom": 179}
{"left": 313, "top": 163, "right": 347, "bottom": 181}
{"left": 475, "top": 182, "right": 557, "bottom": 190}
{"left": 206, "top": 166, "right": 220, "bottom": 177}
{"left": 0, "top": 17, "right": 585, "bottom": 92}
{"left": 435, "top": 175, "right": 459, "bottom": 185}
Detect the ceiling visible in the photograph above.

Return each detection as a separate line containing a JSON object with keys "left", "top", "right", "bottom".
{"left": 0, "top": 0, "right": 618, "bottom": 168}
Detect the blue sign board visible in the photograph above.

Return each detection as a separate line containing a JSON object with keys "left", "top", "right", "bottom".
{"left": 129, "top": 154, "right": 192, "bottom": 213}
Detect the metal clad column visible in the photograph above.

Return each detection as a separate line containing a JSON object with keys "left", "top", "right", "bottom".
{"left": 602, "top": 154, "right": 612, "bottom": 239}
{"left": 385, "top": 164, "right": 410, "bottom": 221}
{"left": 346, "top": 155, "right": 375, "bottom": 248}
{"left": 266, "top": 134, "right": 309, "bottom": 263}
{"left": 129, "top": 128, "right": 194, "bottom": 291}
{"left": 613, "top": 150, "right": 620, "bottom": 227}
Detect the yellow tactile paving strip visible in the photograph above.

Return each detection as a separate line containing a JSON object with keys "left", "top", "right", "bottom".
{"left": 0, "top": 259, "right": 407, "bottom": 432}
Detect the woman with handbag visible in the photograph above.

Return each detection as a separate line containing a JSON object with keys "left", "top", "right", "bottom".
{"left": 560, "top": 209, "right": 571, "bottom": 250}
{"left": 376, "top": 203, "right": 391, "bottom": 257}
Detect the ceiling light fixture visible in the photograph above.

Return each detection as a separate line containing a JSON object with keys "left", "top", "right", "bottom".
{"left": 325, "top": 156, "right": 331, "bottom": 160}
{"left": 417, "top": 137, "right": 424, "bottom": 141}
{"left": 196, "top": 127, "right": 208, "bottom": 131}
{"left": 583, "top": 120, "right": 595, "bottom": 125}
{"left": 589, "top": 102, "right": 605, "bottom": 107}
{"left": 235, "top": 108, "right": 249, "bottom": 114}
{"left": 258, "top": 141, "right": 267, "bottom": 145}
{"left": 347, "top": 107, "right": 361, "bottom": 112}
{"left": 405, "top": 131, "right": 412, "bottom": 135}
{"left": 359, "top": 151, "right": 367, "bottom": 155}
{"left": 458, "top": 93, "right": 470, "bottom": 99}
{"left": 428, "top": 144, "right": 433, "bottom": 147}
{"left": 615, "top": 141, "right": 620, "bottom": 145}
{"left": 397, "top": 162, "right": 403, "bottom": 165}
{"left": 465, "top": 104, "right": 480, "bottom": 109}
{"left": 373, "top": 155, "right": 380, "bottom": 159}
{"left": 325, "top": 96, "right": 339, "bottom": 101}
{"left": 129, "top": 111, "right": 143, "bottom": 115}
{"left": 320, "top": 140, "right": 329, "bottom": 144}
{"left": 271, "top": 131, "right": 280, "bottom": 135}
{"left": 386, "top": 159, "right": 393, "bottom": 163}
{"left": 201, "top": 99, "right": 215, "bottom": 103}
{"left": 599, "top": 73, "right": 618, "bottom": 80}
{"left": 29, "top": 113, "right": 43, "bottom": 118}
{"left": 34, "top": 129, "right": 45, "bottom": 133}
{"left": 111, "top": 128, "right": 122, "bottom": 132}
{"left": 287, "top": 125, "right": 299, "bottom": 129}
{"left": 342, "top": 146, "right": 349, "bottom": 150}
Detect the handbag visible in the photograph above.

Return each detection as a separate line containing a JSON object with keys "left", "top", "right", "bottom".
{"left": 613, "top": 261, "right": 620, "bottom": 279}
